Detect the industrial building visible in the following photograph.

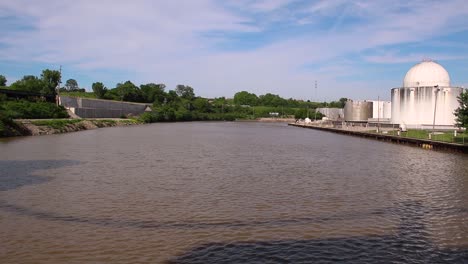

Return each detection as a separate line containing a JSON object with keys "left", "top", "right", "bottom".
{"left": 342, "top": 60, "right": 465, "bottom": 129}
{"left": 391, "top": 60, "right": 464, "bottom": 129}
{"left": 343, "top": 100, "right": 391, "bottom": 123}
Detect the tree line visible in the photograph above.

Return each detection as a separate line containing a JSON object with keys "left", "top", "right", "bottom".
{"left": 0, "top": 70, "right": 60, "bottom": 96}
{"left": 1, "top": 70, "right": 467, "bottom": 128}
{"left": 0, "top": 71, "right": 345, "bottom": 108}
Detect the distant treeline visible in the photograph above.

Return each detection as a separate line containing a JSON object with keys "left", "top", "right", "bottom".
{"left": 0, "top": 70, "right": 348, "bottom": 126}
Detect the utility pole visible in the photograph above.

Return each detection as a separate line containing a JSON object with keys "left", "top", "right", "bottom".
{"left": 56, "top": 65, "right": 62, "bottom": 106}
{"left": 315, "top": 80, "right": 317, "bottom": 102}
{"left": 314, "top": 80, "right": 318, "bottom": 121}
{"left": 432, "top": 85, "right": 440, "bottom": 134}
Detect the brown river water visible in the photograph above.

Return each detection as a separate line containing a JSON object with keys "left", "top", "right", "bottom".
{"left": 1, "top": 122, "right": 468, "bottom": 263}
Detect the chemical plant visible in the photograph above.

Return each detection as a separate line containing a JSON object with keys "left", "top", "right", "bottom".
{"left": 318, "top": 60, "right": 465, "bottom": 130}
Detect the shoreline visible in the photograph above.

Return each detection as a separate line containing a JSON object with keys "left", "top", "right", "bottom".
{"left": 1, "top": 117, "right": 296, "bottom": 138}
{"left": 289, "top": 123, "right": 468, "bottom": 154}
{"left": 2, "top": 119, "right": 139, "bottom": 137}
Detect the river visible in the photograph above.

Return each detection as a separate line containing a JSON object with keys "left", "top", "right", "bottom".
{"left": 1, "top": 122, "right": 467, "bottom": 263}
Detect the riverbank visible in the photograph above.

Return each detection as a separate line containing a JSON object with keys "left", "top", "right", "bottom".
{"left": 289, "top": 123, "right": 468, "bottom": 154}
{"left": 2, "top": 117, "right": 297, "bottom": 138}
{"left": 2, "top": 119, "right": 139, "bottom": 137}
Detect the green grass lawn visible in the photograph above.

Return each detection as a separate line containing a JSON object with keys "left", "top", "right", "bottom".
{"left": 387, "top": 129, "right": 468, "bottom": 145}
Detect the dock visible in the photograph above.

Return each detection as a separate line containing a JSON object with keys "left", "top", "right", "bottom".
{"left": 289, "top": 123, "right": 468, "bottom": 154}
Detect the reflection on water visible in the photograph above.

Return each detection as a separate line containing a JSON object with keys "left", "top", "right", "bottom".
{"left": 169, "top": 202, "right": 468, "bottom": 264}
{"left": 0, "top": 122, "right": 467, "bottom": 263}
{"left": 0, "top": 160, "right": 80, "bottom": 191}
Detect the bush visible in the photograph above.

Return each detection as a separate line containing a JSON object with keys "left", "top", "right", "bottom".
{"left": 138, "top": 112, "right": 158, "bottom": 123}
{"left": 0, "top": 114, "right": 22, "bottom": 137}
{"left": 0, "top": 118, "right": 5, "bottom": 135}
{"left": 175, "top": 109, "right": 192, "bottom": 121}
{"left": 60, "top": 91, "right": 97, "bottom": 99}
{"left": 1, "top": 101, "right": 69, "bottom": 119}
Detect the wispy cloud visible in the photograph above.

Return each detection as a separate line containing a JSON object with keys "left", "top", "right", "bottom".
{"left": 0, "top": 0, "right": 467, "bottom": 99}
{"left": 364, "top": 53, "right": 468, "bottom": 64}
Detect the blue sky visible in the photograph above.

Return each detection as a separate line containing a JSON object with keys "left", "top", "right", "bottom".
{"left": 1, "top": 0, "right": 468, "bottom": 101}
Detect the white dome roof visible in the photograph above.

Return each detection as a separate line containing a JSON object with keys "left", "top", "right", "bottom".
{"left": 403, "top": 61, "right": 450, "bottom": 88}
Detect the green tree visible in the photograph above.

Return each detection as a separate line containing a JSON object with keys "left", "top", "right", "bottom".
{"left": 115, "top": 81, "right": 143, "bottom": 102}
{"left": 175, "top": 85, "right": 195, "bottom": 100}
{"left": 10, "top": 75, "right": 45, "bottom": 93}
{"left": 65, "top": 79, "right": 79, "bottom": 91}
{"left": 259, "top": 93, "right": 287, "bottom": 107}
{"left": 92, "top": 82, "right": 107, "bottom": 99}
{"left": 140, "top": 83, "right": 166, "bottom": 104}
{"left": 212, "top": 97, "right": 227, "bottom": 113}
{"left": 294, "top": 108, "right": 307, "bottom": 119}
{"left": 286, "top": 98, "right": 300, "bottom": 108}
{"left": 233, "top": 91, "right": 258, "bottom": 106}
{"left": 193, "top": 97, "right": 211, "bottom": 112}
{"left": 164, "top": 90, "right": 180, "bottom": 106}
{"left": 0, "top": 75, "right": 6, "bottom": 86}
{"left": 328, "top": 98, "right": 348, "bottom": 108}
{"left": 41, "top": 69, "right": 61, "bottom": 95}
{"left": 454, "top": 90, "right": 468, "bottom": 129}
{"left": 339, "top": 98, "right": 348, "bottom": 108}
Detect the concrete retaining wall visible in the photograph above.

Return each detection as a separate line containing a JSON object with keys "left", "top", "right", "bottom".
{"left": 60, "top": 96, "right": 151, "bottom": 118}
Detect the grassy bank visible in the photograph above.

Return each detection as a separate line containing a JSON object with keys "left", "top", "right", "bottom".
{"left": 8, "top": 118, "right": 141, "bottom": 137}
{"left": 31, "top": 119, "right": 83, "bottom": 129}
{"left": 373, "top": 129, "right": 468, "bottom": 145}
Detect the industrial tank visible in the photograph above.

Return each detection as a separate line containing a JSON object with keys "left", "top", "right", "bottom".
{"left": 316, "top": 108, "right": 344, "bottom": 120}
{"left": 371, "top": 101, "right": 391, "bottom": 119}
{"left": 391, "top": 60, "right": 464, "bottom": 127}
{"left": 391, "top": 86, "right": 464, "bottom": 127}
{"left": 344, "top": 100, "right": 373, "bottom": 122}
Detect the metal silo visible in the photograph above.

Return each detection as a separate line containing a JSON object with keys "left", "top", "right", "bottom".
{"left": 344, "top": 100, "right": 373, "bottom": 122}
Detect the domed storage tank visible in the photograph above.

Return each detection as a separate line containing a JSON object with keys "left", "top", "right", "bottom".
{"left": 391, "top": 60, "right": 464, "bottom": 128}
{"left": 344, "top": 100, "right": 373, "bottom": 122}
{"left": 403, "top": 61, "right": 450, "bottom": 88}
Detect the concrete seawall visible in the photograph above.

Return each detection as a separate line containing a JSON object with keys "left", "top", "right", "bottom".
{"left": 60, "top": 96, "right": 151, "bottom": 118}
{"left": 289, "top": 123, "right": 468, "bottom": 154}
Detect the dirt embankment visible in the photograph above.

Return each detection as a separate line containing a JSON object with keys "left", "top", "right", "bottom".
{"left": 4, "top": 119, "right": 139, "bottom": 137}
{"left": 256, "top": 117, "right": 296, "bottom": 123}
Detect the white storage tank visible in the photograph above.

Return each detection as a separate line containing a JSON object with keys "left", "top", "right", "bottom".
{"left": 391, "top": 60, "right": 464, "bottom": 128}
{"left": 371, "top": 101, "right": 391, "bottom": 119}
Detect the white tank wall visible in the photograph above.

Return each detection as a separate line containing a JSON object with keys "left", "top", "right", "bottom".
{"left": 383, "top": 102, "right": 392, "bottom": 119}
{"left": 391, "top": 86, "right": 463, "bottom": 126}
{"left": 370, "top": 101, "right": 391, "bottom": 119}
{"left": 316, "top": 108, "right": 344, "bottom": 120}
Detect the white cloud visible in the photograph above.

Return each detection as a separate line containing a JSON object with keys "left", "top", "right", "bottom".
{"left": 1, "top": 0, "right": 468, "bottom": 99}
{"left": 250, "top": 0, "right": 296, "bottom": 12}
